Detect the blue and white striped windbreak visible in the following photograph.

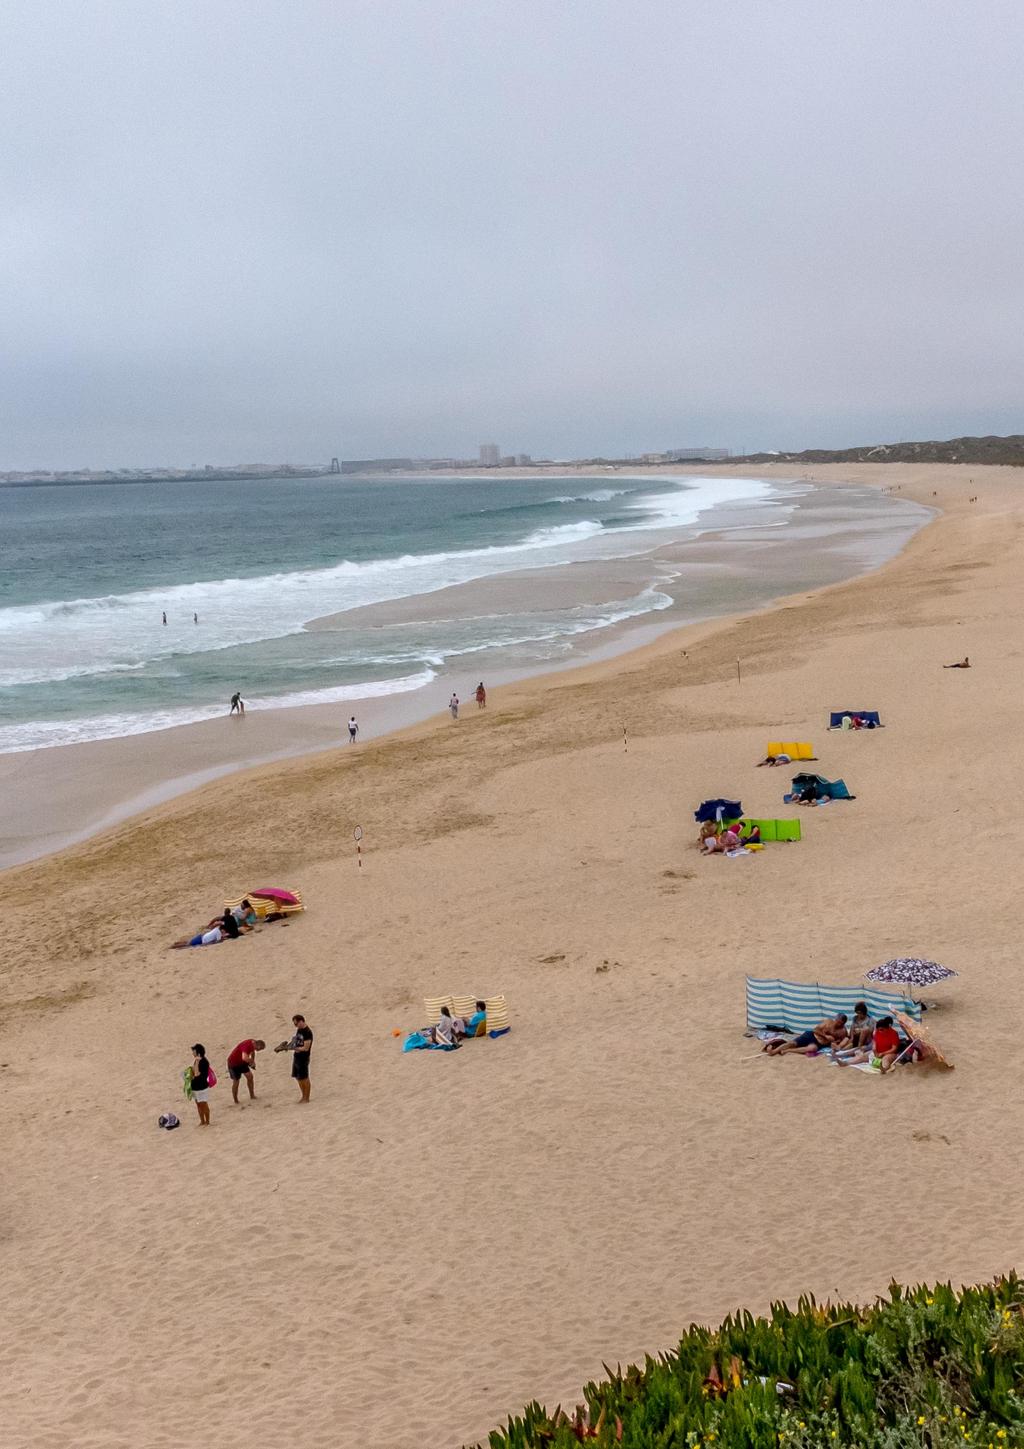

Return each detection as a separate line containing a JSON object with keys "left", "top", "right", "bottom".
{"left": 746, "top": 976, "right": 922, "bottom": 1034}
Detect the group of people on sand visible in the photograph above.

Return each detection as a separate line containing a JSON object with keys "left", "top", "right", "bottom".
{"left": 182, "top": 1016, "right": 313, "bottom": 1125}
{"left": 698, "top": 820, "right": 759, "bottom": 854}
{"left": 762, "top": 1005, "right": 933, "bottom": 1072}
{"left": 171, "top": 898, "right": 277, "bottom": 948}
{"left": 421, "top": 1002, "right": 487, "bottom": 1047}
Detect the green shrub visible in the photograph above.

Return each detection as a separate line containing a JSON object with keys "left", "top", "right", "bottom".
{"left": 475, "top": 1277, "right": 1024, "bottom": 1448}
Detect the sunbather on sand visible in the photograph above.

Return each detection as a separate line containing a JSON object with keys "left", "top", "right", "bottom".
{"left": 700, "top": 823, "right": 742, "bottom": 853}
{"left": 763, "top": 1014, "right": 848, "bottom": 1055}
{"left": 171, "top": 925, "right": 224, "bottom": 949}
{"left": 757, "top": 753, "right": 791, "bottom": 766}
{"left": 424, "top": 1006, "right": 460, "bottom": 1048}
{"left": 845, "top": 1001, "right": 875, "bottom": 1050}
{"left": 943, "top": 657, "right": 971, "bottom": 668}
{"left": 453, "top": 1001, "right": 487, "bottom": 1039}
{"left": 835, "top": 1016, "right": 903, "bottom": 1070}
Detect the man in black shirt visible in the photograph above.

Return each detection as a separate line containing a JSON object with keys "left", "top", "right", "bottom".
{"left": 289, "top": 1014, "right": 313, "bottom": 1102}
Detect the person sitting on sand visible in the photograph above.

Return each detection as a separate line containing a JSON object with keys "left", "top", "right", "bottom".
{"left": 943, "top": 657, "right": 971, "bottom": 668}
{"left": 454, "top": 1001, "right": 487, "bottom": 1040}
{"left": 429, "top": 1006, "right": 460, "bottom": 1048}
{"left": 796, "top": 783, "right": 822, "bottom": 806}
{"left": 231, "top": 899, "right": 258, "bottom": 929}
{"left": 701, "top": 824, "right": 741, "bottom": 853}
{"left": 763, "top": 1014, "right": 848, "bottom": 1056}
{"left": 757, "top": 753, "right": 791, "bottom": 766}
{"left": 846, "top": 1001, "right": 875, "bottom": 1050}
{"left": 835, "top": 1015, "right": 903, "bottom": 1071}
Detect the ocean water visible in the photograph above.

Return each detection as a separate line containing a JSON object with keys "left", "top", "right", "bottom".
{"left": 0, "top": 473, "right": 924, "bottom": 753}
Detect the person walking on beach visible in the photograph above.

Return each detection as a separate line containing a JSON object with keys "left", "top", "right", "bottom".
{"left": 288, "top": 1014, "right": 313, "bottom": 1102}
{"left": 188, "top": 1043, "right": 213, "bottom": 1125}
{"left": 162, "top": 611, "right": 167, "bottom": 626}
{"left": 347, "top": 715, "right": 359, "bottom": 743}
{"left": 449, "top": 692, "right": 459, "bottom": 720}
{"left": 229, "top": 691, "right": 244, "bottom": 715}
{"left": 475, "top": 682, "right": 486, "bottom": 709}
{"left": 227, "top": 1038, "right": 266, "bottom": 1103}
{"left": 193, "top": 611, "right": 198, "bottom": 625}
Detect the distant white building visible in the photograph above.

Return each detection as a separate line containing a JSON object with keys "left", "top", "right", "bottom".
{"left": 479, "top": 443, "right": 500, "bottom": 466}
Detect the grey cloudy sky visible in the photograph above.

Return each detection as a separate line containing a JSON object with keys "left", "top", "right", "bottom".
{"left": 2, "top": 0, "right": 1022, "bottom": 468}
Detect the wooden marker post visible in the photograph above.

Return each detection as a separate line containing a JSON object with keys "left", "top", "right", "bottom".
{"left": 354, "top": 824, "right": 363, "bottom": 870}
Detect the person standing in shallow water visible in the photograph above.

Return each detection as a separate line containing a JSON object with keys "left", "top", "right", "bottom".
{"left": 229, "top": 691, "right": 244, "bottom": 715}
{"left": 475, "top": 682, "right": 486, "bottom": 709}
{"left": 162, "top": 611, "right": 167, "bottom": 626}
{"left": 449, "top": 692, "right": 459, "bottom": 720}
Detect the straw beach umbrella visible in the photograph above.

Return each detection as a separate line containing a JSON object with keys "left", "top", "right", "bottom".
{"left": 892, "top": 1010, "right": 955, "bottom": 1071}
{"left": 864, "top": 958, "right": 958, "bottom": 989}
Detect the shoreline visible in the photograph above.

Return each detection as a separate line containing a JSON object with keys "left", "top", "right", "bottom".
{"left": 4, "top": 460, "right": 1023, "bottom": 1449}
{"left": 0, "top": 469, "right": 930, "bottom": 871}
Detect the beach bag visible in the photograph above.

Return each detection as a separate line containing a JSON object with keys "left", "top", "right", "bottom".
{"left": 207, "top": 1066, "right": 218, "bottom": 1088}
{"left": 158, "top": 1113, "right": 181, "bottom": 1130}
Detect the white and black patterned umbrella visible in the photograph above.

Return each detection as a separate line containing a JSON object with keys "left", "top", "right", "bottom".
{"left": 864, "top": 958, "right": 958, "bottom": 987}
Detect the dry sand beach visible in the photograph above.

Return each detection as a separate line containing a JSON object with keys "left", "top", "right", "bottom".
{"left": 2, "top": 462, "right": 1022, "bottom": 1449}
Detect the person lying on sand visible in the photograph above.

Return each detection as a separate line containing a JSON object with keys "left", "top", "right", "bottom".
{"left": 763, "top": 1014, "right": 848, "bottom": 1056}
{"left": 943, "top": 657, "right": 971, "bottom": 668}
{"left": 172, "top": 925, "right": 224, "bottom": 949}
{"left": 757, "top": 753, "right": 791, "bottom": 766}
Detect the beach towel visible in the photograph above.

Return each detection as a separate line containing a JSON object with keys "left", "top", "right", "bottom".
{"left": 745, "top": 977, "right": 921, "bottom": 1035}
{"left": 829, "top": 711, "right": 881, "bottom": 729}
{"left": 402, "top": 1031, "right": 456, "bottom": 1052}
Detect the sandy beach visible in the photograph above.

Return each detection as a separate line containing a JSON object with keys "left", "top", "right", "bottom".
{"left": 3, "top": 461, "right": 1021, "bottom": 1449}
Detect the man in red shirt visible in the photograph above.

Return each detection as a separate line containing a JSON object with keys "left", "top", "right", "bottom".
{"left": 227, "top": 1038, "right": 266, "bottom": 1103}
{"left": 872, "top": 1017, "right": 904, "bottom": 1073}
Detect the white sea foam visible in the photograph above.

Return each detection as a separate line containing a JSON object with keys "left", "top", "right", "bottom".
{"left": 0, "top": 667, "right": 438, "bottom": 753}
{"left": 0, "top": 477, "right": 774, "bottom": 691}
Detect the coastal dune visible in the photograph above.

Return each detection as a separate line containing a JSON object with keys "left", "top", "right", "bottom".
{"left": 1, "top": 462, "right": 1022, "bottom": 1449}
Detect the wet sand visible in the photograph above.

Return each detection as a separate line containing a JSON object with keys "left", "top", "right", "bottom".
{"left": 0, "top": 477, "right": 927, "bottom": 869}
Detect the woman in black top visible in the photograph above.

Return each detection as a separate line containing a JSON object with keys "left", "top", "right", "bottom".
{"left": 190, "top": 1043, "right": 212, "bottom": 1125}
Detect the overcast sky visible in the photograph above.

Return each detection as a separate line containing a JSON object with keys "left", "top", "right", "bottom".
{"left": 2, "top": 0, "right": 1022, "bottom": 468}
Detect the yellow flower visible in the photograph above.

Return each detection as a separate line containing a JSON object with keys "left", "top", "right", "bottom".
{"left": 918, "top": 1417, "right": 926, "bottom": 1425}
